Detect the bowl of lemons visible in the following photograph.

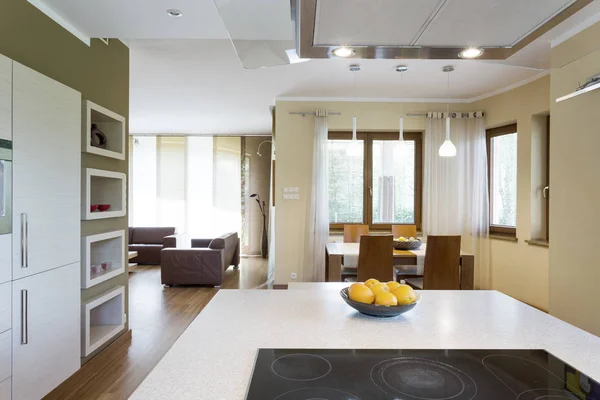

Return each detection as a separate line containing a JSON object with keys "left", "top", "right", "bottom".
{"left": 393, "top": 237, "right": 422, "bottom": 250}
{"left": 340, "top": 279, "right": 420, "bottom": 318}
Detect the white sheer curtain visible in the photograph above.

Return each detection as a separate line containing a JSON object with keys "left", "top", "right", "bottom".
{"left": 130, "top": 136, "right": 241, "bottom": 238}
{"left": 305, "top": 111, "right": 330, "bottom": 282}
{"left": 423, "top": 112, "right": 491, "bottom": 289}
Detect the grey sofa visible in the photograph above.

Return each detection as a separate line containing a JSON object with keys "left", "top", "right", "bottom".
{"left": 161, "top": 232, "right": 240, "bottom": 286}
{"left": 129, "top": 227, "right": 177, "bottom": 265}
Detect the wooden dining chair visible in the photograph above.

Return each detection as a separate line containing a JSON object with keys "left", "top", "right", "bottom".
{"left": 355, "top": 235, "right": 395, "bottom": 282}
{"left": 405, "top": 235, "right": 461, "bottom": 290}
{"left": 343, "top": 224, "right": 370, "bottom": 243}
{"left": 392, "top": 224, "right": 417, "bottom": 239}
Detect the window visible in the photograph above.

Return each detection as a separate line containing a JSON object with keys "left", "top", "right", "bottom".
{"left": 328, "top": 132, "right": 422, "bottom": 230}
{"left": 129, "top": 136, "right": 242, "bottom": 237}
{"left": 486, "top": 124, "right": 518, "bottom": 235}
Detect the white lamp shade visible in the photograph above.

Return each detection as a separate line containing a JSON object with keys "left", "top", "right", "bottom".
{"left": 439, "top": 140, "right": 457, "bottom": 157}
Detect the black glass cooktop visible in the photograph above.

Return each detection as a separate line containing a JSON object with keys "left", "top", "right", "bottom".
{"left": 246, "top": 349, "right": 600, "bottom": 400}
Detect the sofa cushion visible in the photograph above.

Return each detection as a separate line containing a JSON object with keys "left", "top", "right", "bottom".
{"left": 128, "top": 227, "right": 134, "bottom": 244}
{"left": 131, "top": 227, "right": 176, "bottom": 244}
{"left": 208, "top": 238, "right": 225, "bottom": 250}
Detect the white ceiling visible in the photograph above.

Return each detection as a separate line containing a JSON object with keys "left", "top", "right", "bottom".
{"left": 130, "top": 39, "right": 544, "bottom": 135}
{"left": 35, "top": 0, "right": 293, "bottom": 40}
{"left": 35, "top": 0, "right": 600, "bottom": 135}
{"left": 314, "top": 0, "right": 576, "bottom": 47}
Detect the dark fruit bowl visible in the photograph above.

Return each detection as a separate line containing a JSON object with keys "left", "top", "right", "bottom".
{"left": 97, "top": 204, "right": 111, "bottom": 212}
{"left": 340, "top": 287, "right": 419, "bottom": 318}
{"left": 90, "top": 204, "right": 99, "bottom": 212}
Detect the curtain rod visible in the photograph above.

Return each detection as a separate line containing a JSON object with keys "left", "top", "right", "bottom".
{"left": 288, "top": 111, "right": 342, "bottom": 116}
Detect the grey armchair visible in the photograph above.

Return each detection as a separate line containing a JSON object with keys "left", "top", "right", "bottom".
{"left": 161, "top": 232, "right": 240, "bottom": 286}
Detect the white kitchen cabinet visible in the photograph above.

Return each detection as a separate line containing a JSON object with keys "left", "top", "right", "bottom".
{"left": 0, "top": 235, "right": 10, "bottom": 285}
{"left": 0, "top": 282, "right": 9, "bottom": 334}
{"left": 0, "top": 54, "right": 10, "bottom": 141}
{"left": 12, "top": 262, "right": 80, "bottom": 400}
{"left": 0, "top": 378, "right": 9, "bottom": 400}
{"left": 11, "top": 62, "right": 80, "bottom": 280}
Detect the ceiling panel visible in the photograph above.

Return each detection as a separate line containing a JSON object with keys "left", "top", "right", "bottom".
{"left": 416, "top": 0, "right": 577, "bottom": 47}
{"left": 313, "top": 0, "right": 445, "bottom": 46}
{"left": 129, "top": 40, "right": 542, "bottom": 135}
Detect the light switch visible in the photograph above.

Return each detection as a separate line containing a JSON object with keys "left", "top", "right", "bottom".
{"left": 292, "top": 187, "right": 299, "bottom": 193}
{"left": 283, "top": 187, "right": 291, "bottom": 193}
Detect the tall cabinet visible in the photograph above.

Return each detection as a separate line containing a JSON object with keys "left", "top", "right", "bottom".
{"left": 0, "top": 54, "right": 12, "bottom": 400}
{"left": 3, "top": 60, "right": 81, "bottom": 400}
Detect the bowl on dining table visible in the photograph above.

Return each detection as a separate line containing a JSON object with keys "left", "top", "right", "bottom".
{"left": 393, "top": 239, "right": 422, "bottom": 251}
{"left": 340, "top": 287, "right": 420, "bottom": 318}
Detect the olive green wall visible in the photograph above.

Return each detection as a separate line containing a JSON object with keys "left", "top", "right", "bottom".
{"left": 0, "top": 0, "right": 130, "bottom": 362}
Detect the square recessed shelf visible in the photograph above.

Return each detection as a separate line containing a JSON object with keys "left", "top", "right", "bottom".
{"left": 82, "top": 230, "right": 126, "bottom": 288}
{"left": 82, "top": 168, "right": 127, "bottom": 220}
{"left": 83, "top": 100, "right": 126, "bottom": 160}
{"left": 82, "top": 286, "right": 125, "bottom": 357}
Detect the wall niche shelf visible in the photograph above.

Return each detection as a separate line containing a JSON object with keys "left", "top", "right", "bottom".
{"left": 83, "top": 100, "right": 126, "bottom": 160}
{"left": 82, "top": 230, "right": 125, "bottom": 288}
{"left": 82, "top": 168, "right": 127, "bottom": 220}
{"left": 82, "top": 286, "right": 126, "bottom": 357}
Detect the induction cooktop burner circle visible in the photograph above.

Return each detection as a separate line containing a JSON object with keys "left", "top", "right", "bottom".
{"left": 273, "top": 387, "right": 360, "bottom": 400}
{"left": 371, "top": 357, "right": 478, "bottom": 400}
{"left": 271, "top": 354, "right": 332, "bottom": 381}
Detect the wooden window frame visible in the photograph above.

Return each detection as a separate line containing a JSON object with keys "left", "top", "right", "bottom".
{"left": 328, "top": 131, "right": 423, "bottom": 231}
{"left": 486, "top": 123, "right": 518, "bottom": 236}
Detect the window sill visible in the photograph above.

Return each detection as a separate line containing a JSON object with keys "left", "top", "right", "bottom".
{"left": 525, "top": 239, "right": 549, "bottom": 248}
{"left": 489, "top": 234, "right": 518, "bottom": 242}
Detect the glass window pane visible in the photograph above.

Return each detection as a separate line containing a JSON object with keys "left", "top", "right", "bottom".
{"left": 328, "top": 140, "right": 364, "bottom": 223}
{"left": 491, "top": 133, "right": 517, "bottom": 227}
{"left": 372, "top": 141, "right": 415, "bottom": 224}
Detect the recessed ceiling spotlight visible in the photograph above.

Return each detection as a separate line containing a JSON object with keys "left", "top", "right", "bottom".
{"left": 396, "top": 65, "right": 408, "bottom": 72}
{"left": 332, "top": 47, "right": 355, "bottom": 58}
{"left": 167, "top": 9, "right": 183, "bottom": 17}
{"left": 458, "top": 47, "right": 484, "bottom": 59}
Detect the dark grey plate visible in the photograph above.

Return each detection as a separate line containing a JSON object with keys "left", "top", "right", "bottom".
{"left": 340, "top": 287, "right": 419, "bottom": 318}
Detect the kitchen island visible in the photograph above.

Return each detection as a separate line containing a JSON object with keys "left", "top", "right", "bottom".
{"left": 131, "top": 289, "right": 600, "bottom": 399}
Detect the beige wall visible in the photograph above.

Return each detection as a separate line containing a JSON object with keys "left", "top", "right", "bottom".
{"left": 274, "top": 101, "right": 472, "bottom": 284}
{"left": 244, "top": 136, "right": 272, "bottom": 255}
{"left": 0, "top": 0, "right": 130, "bottom": 361}
{"left": 274, "top": 79, "right": 551, "bottom": 311}
{"left": 549, "top": 22, "right": 600, "bottom": 336}
{"left": 472, "top": 76, "right": 550, "bottom": 311}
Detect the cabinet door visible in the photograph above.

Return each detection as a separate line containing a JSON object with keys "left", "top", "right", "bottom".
{"left": 12, "top": 262, "right": 80, "bottom": 400}
{"left": 0, "top": 54, "right": 10, "bottom": 141}
{"left": 12, "top": 62, "right": 81, "bottom": 280}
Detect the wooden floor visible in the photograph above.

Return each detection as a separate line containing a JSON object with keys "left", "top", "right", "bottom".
{"left": 45, "top": 257, "right": 269, "bottom": 400}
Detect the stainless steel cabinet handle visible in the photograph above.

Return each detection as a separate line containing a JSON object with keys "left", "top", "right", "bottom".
{"left": 543, "top": 186, "right": 549, "bottom": 199}
{"left": 20, "top": 213, "right": 28, "bottom": 268}
{"left": 21, "top": 289, "right": 28, "bottom": 345}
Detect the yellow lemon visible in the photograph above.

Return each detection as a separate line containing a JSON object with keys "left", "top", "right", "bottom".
{"left": 348, "top": 283, "right": 375, "bottom": 304}
{"left": 364, "top": 278, "right": 380, "bottom": 289}
{"left": 392, "top": 285, "right": 417, "bottom": 305}
{"left": 375, "top": 291, "right": 398, "bottom": 306}
{"left": 370, "top": 283, "right": 389, "bottom": 297}
{"left": 386, "top": 281, "right": 402, "bottom": 291}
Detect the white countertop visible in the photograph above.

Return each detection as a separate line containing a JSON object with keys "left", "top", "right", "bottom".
{"left": 131, "top": 290, "right": 600, "bottom": 399}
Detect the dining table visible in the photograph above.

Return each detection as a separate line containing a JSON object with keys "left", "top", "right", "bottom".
{"left": 325, "top": 242, "right": 475, "bottom": 289}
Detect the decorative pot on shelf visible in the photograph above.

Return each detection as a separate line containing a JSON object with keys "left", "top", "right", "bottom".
{"left": 90, "top": 124, "right": 107, "bottom": 149}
